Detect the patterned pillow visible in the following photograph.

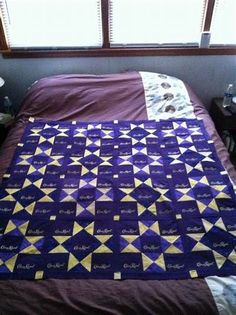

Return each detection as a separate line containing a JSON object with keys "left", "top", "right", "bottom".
{"left": 140, "top": 71, "right": 195, "bottom": 120}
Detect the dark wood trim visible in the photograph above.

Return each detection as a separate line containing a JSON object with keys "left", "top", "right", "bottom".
{"left": 202, "top": 0, "right": 216, "bottom": 32}
{"left": 0, "top": 17, "right": 8, "bottom": 50}
{"left": 2, "top": 47, "right": 236, "bottom": 58}
{"left": 101, "top": 0, "right": 110, "bottom": 48}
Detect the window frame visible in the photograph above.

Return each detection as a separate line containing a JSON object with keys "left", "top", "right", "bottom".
{"left": 0, "top": 0, "right": 236, "bottom": 58}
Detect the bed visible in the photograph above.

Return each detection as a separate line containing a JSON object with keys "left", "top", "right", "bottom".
{"left": 0, "top": 71, "right": 235, "bottom": 315}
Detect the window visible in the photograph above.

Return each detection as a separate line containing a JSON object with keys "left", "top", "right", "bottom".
{"left": 0, "top": 0, "right": 235, "bottom": 56}
{"left": 109, "top": 0, "right": 205, "bottom": 46}
{"left": 0, "top": 0, "right": 102, "bottom": 48}
{"left": 210, "top": 0, "right": 236, "bottom": 45}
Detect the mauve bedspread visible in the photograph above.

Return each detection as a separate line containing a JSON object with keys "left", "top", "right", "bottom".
{"left": 0, "top": 71, "right": 233, "bottom": 315}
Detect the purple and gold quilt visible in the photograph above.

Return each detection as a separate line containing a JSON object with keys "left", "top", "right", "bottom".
{"left": 0, "top": 118, "right": 235, "bottom": 280}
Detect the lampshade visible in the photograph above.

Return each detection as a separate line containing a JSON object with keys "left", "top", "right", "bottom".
{"left": 0, "top": 77, "right": 4, "bottom": 87}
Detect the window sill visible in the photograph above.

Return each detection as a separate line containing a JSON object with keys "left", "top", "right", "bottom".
{"left": 1, "top": 47, "right": 236, "bottom": 58}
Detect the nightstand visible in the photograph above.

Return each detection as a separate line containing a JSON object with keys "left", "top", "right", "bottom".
{"left": 0, "top": 113, "right": 14, "bottom": 147}
{"left": 210, "top": 98, "right": 236, "bottom": 134}
{"left": 210, "top": 97, "right": 236, "bottom": 164}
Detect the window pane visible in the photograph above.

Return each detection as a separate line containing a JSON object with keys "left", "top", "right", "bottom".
{"left": 109, "top": 0, "right": 205, "bottom": 46}
{"left": 0, "top": 0, "right": 102, "bottom": 48}
{"left": 210, "top": 0, "right": 236, "bottom": 45}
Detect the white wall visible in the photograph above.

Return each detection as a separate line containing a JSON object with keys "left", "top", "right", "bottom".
{"left": 0, "top": 54, "right": 236, "bottom": 111}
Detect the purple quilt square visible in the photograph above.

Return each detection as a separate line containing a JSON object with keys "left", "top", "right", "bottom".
{"left": 159, "top": 146, "right": 177, "bottom": 159}
{"left": 87, "top": 129, "right": 101, "bottom": 139}
{"left": 189, "top": 251, "right": 218, "bottom": 274}
{"left": 118, "top": 138, "right": 132, "bottom": 148}
{"left": 119, "top": 202, "right": 137, "bottom": 217}
{"left": 33, "top": 202, "right": 55, "bottom": 217}
{"left": 11, "top": 165, "right": 29, "bottom": 178}
{"left": 26, "top": 219, "right": 52, "bottom": 237}
{"left": 53, "top": 136, "right": 68, "bottom": 147}
{"left": 200, "top": 227, "right": 235, "bottom": 257}
{"left": 165, "top": 253, "right": 186, "bottom": 273}
{"left": 100, "top": 146, "right": 114, "bottom": 157}
{"left": 217, "top": 198, "right": 236, "bottom": 213}
{"left": 45, "top": 165, "right": 61, "bottom": 178}
{"left": 222, "top": 215, "right": 236, "bottom": 233}
{"left": 69, "top": 147, "right": 85, "bottom": 157}
{"left": 133, "top": 154, "right": 148, "bottom": 166}
{"left": 15, "top": 253, "right": 43, "bottom": 275}
{"left": 159, "top": 218, "right": 180, "bottom": 236}
{"left": 41, "top": 178, "right": 58, "bottom": 189}
{"left": 118, "top": 165, "right": 133, "bottom": 177}
{"left": 92, "top": 253, "right": 113, "bottom": 273}
{"left": 94, "top": 221, "right": 113, "bottom": 235}
{"left": 44, "top": 253, "right": 68, "bottom": 274}
{"left": 194, "top": 142, "right": 211, "bottom": 153}
{"left": 118, "top": 147, "right": 132, "bottom": 156}
{"left": 0, "top": 201, "right": 15, "bottom": 216}
{"left": 156, "top": 201, "right": 174, "bottom": 217}
{"left": 140, "top": 235, "right": 162, "bottom": 253}
{"left": 175, "top": 126, "right": 189, "bottom": 137}
{"left": 202, "top": 161, "right": 221, "bottom": 173}
{"left": 207, "top": 174, "right": 226, "bottom": 186}
{"left": 183, "top": 151, "right": 203, "bottom": 166}
{"left": 52, "top": 221, "right": 73, "bottom": 236}
{"left": 166, "top": 163, "right": 186, "bottom": 177}
{"left": 177, "top": 200, "right": 199, "bottom": 216}
{"left": 162, "top": 136, "right": 178, "bottom": 148}
{"left": 13, "top": 186, "right": 45, "bottom": 207}
{"left": 97, "top": 177, "right": 113, "bottom": 189}
{"left": 151, "top": 175, "right": 169, "bottom": 190}
{"left": 130, "top": 185, "right": 160, "bottom": 208}
{"left": 179, "top": 217, "right": 205, "bottom": 234}
{"left": 95, "top": 202, "right": 114, "bottom": 217}
{"left": 41, "top": 126, "right": 61, "bottom": 138}
{"left": 191, "top": 134, "right": 206, "bottom": 145}
{"left": 32, "top": 155, "right": 50, "bottom": 167}
{"left": 193, "top": 186, "right": 213, "bottom": 200}
{"left": 5, "top": 177, "right": 26, "bottom": 189}
{"left": 147, "top": 147, "right": 161, "bottom": 158}
{"left": 72, "top": 137, "right": 86, "bottom": 147}
{"left": 80, "top": 155, "right": 103, "bottom": 169}
{"left": 62, "top": 232, "right": 101, "bottom": 258}
{"left": 101, "top": 139, "right": 114, "bottom": 147}
{"left": 149, "top": 165, "right": 165, "bottom": 177}
{"left": 119, "top": 221, "right": 139, "bottom": 235}
{"left": 171, "top": 175, "right": 190, "bottom": 190}
{"left": 146, "top": 137, "right": 159, "bottom": 147}
{"left": 119, "top": 253, "right": 142, "bottom": 273}
{"left": 62, "top": 177, "right": 80, "bottom": 189}
{"left": 118, "top": 177, "right": 134, "bottom": 189}
{"left": 57, "top": 202, "right": 76, "bottom": 217}
{"left": 0, "top": 235, "right": 23, "bottom": 254}
{"left": 65, "top": 165, "right": 81, "bottom": 178}
{"left": 160, "top": 120, "right": 174, "bottom": 130}
{"left": 24, "top": 137, "right": 39, "bottom": 147}
{"left": 77, "top": 188, "right": 95, "bottom": 203}
{"left": 98, "top": 166, "right": 113, "bottom": 178}
{"left": 128, "top": 127, "right": 149, "bottom": 140}
{"left": 20, "top": 143, "right": 38, "bottom": 155}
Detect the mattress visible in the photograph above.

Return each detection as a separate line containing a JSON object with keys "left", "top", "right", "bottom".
{"left": 0, "top": 71, "right": 235, "bottom": 315}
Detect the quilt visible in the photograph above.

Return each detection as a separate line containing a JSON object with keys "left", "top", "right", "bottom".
{"left": 0, "top": 118, "right": 235, "bottom": 280}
